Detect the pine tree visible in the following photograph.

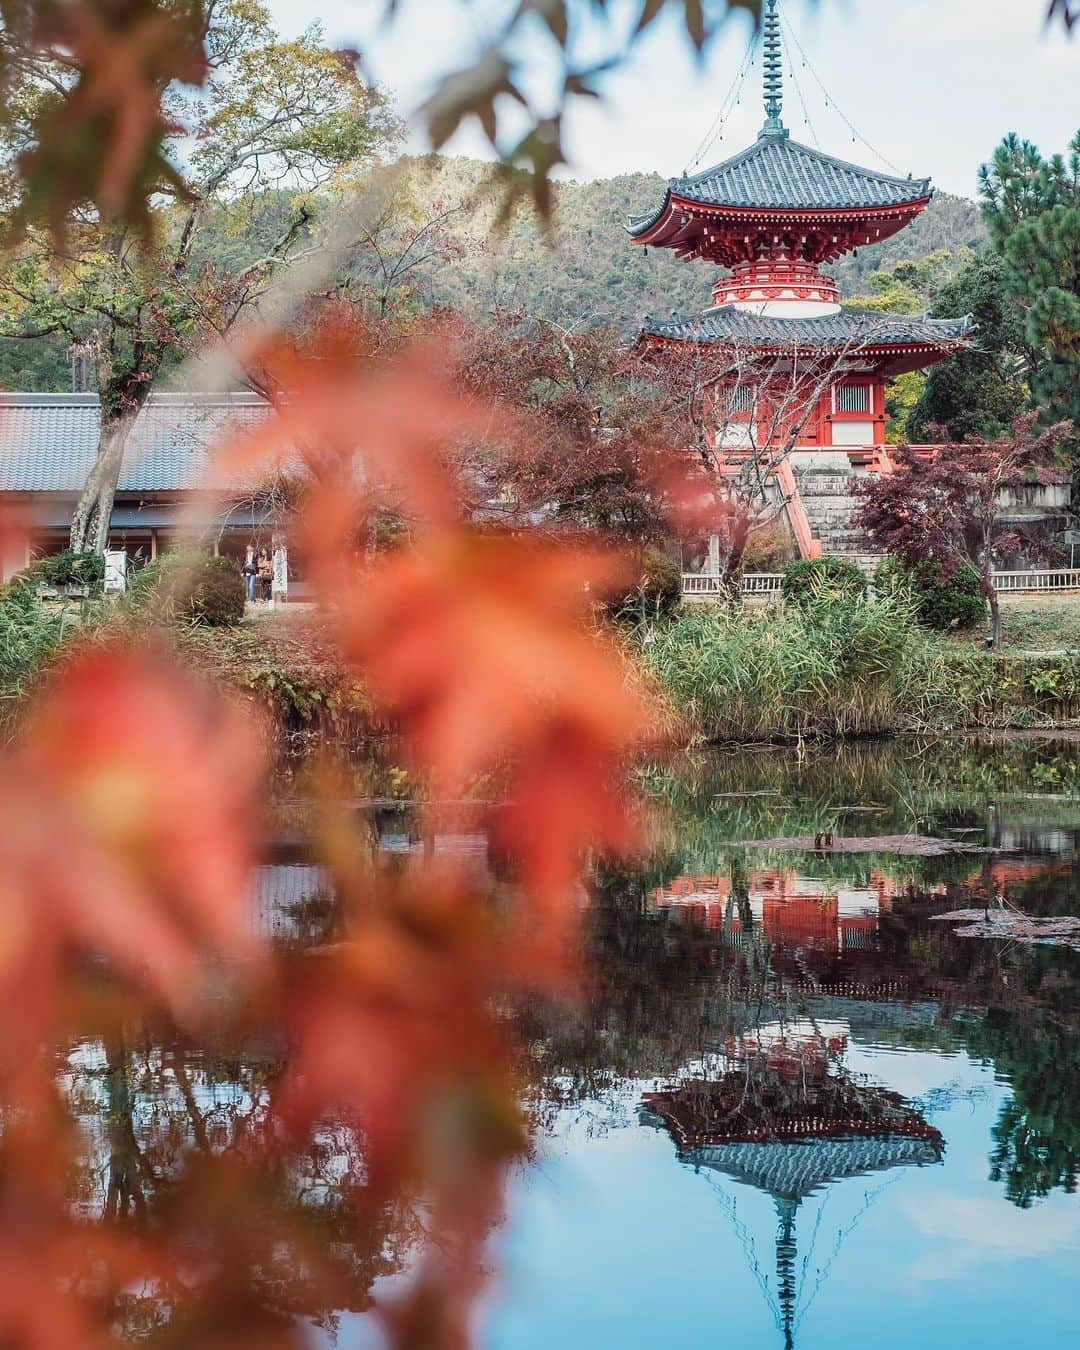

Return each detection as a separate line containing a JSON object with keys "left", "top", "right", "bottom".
{"left": 979, "top": 131, "right": 1080, "bottom": 430}
{"left": 909, "top": 252, "right": 1027, "bottom": 442}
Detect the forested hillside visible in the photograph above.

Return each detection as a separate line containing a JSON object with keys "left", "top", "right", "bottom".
{"left": 0, "top": 152, "right": 986, "bottom": 391}
{"left": 410, "top": 154, "right": 986, "bottom": 327}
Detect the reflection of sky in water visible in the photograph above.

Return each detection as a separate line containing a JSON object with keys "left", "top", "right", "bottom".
{"left": 328, "top": 1039, "right": 1079, "bottom": 1350}
{"left": 312, "top": 740, "right": 1080, "bottom": 1348}
{"left": 478, "top": 1045, "right": 1078, "bottom": 1350}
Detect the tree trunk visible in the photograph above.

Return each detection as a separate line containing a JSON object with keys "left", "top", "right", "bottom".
{"left": 103, "top": 1032, "right": 146, "bottom": 1224}
{"left": 988, "top": 585, "right": 1002, "bottom": 648}
{"left": 731, "top": 856, "right": 753, "bottom": 933}
{"left": 69, "top": 409, "right": 139, "bottom": 554}
{"left": 720, "top": 518, "right": 753, "bottom": 608}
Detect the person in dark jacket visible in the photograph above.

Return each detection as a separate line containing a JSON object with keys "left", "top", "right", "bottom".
{"left": 257, "top": 548, "right": 273, "bottom": 602}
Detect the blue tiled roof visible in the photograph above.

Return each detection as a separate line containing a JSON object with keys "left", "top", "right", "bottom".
{"left": 640, "top": 306, "right": 975, "bottom": 348}
{"left": 0, "top": 392, "right": 270, "bottom": 492}
{"left": 628, "top": 133, "right": 931, "bottom": 235}
{"left": 690, "top": 1134, "right": 943, "bottom": 1201}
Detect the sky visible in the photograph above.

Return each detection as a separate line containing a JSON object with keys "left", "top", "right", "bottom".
{"left": 266, "top": 0, "right": 1078, "bottom": 200}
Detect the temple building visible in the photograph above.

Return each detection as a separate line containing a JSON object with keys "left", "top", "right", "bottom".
{"left": 0, "top": 391, "right": 298, "bottom": 586}
{"left": 627, "top": 0, "right": 975, "bottom": 568}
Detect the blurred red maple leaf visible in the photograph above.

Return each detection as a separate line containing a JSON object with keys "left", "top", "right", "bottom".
{"left": 6, "top": 643, "right": 267, "bottom": 1016}
{"left": 212, "top": 322, "right": 494, "bottom": 527}
{"left": 11, "top": 0, "right": 207, "bottom": 240}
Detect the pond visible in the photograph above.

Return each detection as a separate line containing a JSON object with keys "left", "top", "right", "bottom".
{"left": 72, "top": 735, "right": 1080, "bottom": 1347}
{"left": 474, "top": 737, "right": 1080, "bottom": 1350}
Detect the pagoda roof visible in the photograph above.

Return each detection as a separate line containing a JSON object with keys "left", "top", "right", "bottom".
{"left": 689, "top": 1133, "right": 943, "bottom": 1202}
{"left": 640, "top": 305, "right": 975, "bottom": 351}
{"left": 628, "top": 134, "right": 931, "bottom": 238}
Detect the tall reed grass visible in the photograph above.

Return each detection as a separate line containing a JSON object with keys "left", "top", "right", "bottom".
{"left": 645, "top": 598, "right": 1080, "bottom": 742}
{"left": 0, "top": 584, "right": 90, "bottom": 725}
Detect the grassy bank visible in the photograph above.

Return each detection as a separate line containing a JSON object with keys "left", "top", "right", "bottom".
{"left": 0, "top": 587, "right": 103, "bottom": 725}
{"left": 0, "top": 582, "right": 376, "bottom": 744}
{"left": 175, "top": 618, "right": 379, "bottom": 740}
{"left": 5, "top": 576, "right": 1080, "bottom": 748}
{"left": 991, "top": 593, "right": 1080, "bottom": 652}
{"left": 643, "top": 599, "right": 1080, "bottom": 742}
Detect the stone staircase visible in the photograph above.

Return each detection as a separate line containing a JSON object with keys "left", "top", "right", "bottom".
{"left": 789, "top": 455, "right": 883, "bottom": 574}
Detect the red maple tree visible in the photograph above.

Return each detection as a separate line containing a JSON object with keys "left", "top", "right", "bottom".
{"left": 854, "top": 413, "right": 1071, "bottom": 643}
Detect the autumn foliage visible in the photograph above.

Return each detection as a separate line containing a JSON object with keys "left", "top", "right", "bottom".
{"left": 0, "top": 303, "right": 657, "bottom": 1345}
{"left": 3, "top": 2, "right": 1070, "bottom": 1343}
{"left": 0, "top": 14, "right": 677, "bottom": 1324}
{"left": 855, "top": 414, "right": 1071, "bottom": 642}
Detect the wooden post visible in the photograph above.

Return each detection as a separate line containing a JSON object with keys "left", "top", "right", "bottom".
{"left": 150, "top": 529, "right": 158, "bottom": 561}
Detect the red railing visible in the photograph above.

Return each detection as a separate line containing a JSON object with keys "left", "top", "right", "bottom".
{"left": 775, "top": 457, "right": 821, "bottom": 559}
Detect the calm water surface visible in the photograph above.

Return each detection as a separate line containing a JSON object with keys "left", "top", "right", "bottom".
{"left": 80, "top": 736, "right": 1080, "bottom": 1348}
{"left": 342, "top": 737, "right": 1079, "bottom": 1349}
{"left": 476, "top": 738, "right": 1080, "bottom": 1350}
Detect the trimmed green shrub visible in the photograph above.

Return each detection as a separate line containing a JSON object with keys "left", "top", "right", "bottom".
{"left": 781, "top": 556, "right": 867, "bottom": 607}
{"left": 611, "top": 548, "right": 682, "bottom": 623}
{"left": 127, "top": 553, "right": 245, "bottom": 627}
{"left": 874, "top": 556, "right": 986, "bottom": 632}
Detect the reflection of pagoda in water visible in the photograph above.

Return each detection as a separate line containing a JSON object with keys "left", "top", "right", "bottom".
{"left": 652, "top": 868, "right": 894, "bottom": 952}
{"left": 649, "top": 859, "right": 1070, "bottom": 1005}
{"left": 644, "top": 1030, "right": 943, "bottom": 1349}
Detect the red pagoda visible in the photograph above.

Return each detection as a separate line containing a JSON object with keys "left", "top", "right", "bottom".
{"left": 628, "top": 0, "right": 973, "bottom": 486}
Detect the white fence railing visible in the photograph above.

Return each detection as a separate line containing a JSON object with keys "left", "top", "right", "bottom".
{"left": 992, "top": 569, "right": 1080, "bottom": 593}
{"left": 683, "top": 568, "right": 1080, "bottom": 597}
{"left": 682, "top": 573, "right": 784, "bottom": 596}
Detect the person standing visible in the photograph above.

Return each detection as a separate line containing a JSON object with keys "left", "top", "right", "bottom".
{"left": 242, "top": 544, "right": 257, "bottom": 604}
{"left": 257, "top": 547, "right": 273, "bottom": 603}
{"left": 271, "top": 536, "right": 288, "bottom": 606}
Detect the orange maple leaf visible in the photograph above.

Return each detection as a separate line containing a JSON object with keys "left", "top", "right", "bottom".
{"left": 8, "top": 643, "right": 267, "bottom": 1015}
{"left": 330, "top": 532, "right": 647, "bottom": 782}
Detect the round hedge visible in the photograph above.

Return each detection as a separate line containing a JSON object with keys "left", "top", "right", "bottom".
{"left": 781, "top": 556, "right": 867, "bottom": 607}
{"left": 127, "top": 553, "right": 245, "bottom": 626}
{"left": 874, "top": 556, "right": 986, "bottom": 631}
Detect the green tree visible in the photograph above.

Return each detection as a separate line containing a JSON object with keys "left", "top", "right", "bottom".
{"left": 909, "top": 252, "right": 1027, "bottom": 442}
{"left": 978, "top": 130, "right": 1080, "bottom": 430}
{"left": 844, "top": 250, "right": 974, "bottom": 442}
{"left": 961, "top": 1005, "right": 1080, "bottom": 1208}
{"left": 0, "top": 1, "right": 398, "bottom": 552}
{"left": 845, "top": 250, "right": 963, "bottom": 316}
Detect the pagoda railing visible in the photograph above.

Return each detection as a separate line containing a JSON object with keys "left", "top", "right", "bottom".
{"left": 775, "top": 457, "right": 821, "bottom": 559}
{"left": 683, "top": 568, "right": 1080, "bottom": 598}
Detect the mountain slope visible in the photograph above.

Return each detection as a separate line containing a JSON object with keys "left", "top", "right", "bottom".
{"left": 0, "top": 154, "right": 987, "bottom": 391}
{"left": 409, "top": 154, "right": 987, "bottom": 330}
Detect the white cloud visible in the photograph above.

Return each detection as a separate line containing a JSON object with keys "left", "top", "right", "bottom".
{"left": 901, "top": 1192, "right": 1080, "bottom": 1280}
{"left": 265, "top": 0, "right": 1076, "bottom": 198}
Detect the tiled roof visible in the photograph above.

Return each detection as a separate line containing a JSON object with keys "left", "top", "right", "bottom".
{"left": 689, "top": 1134, "right": 943, "bottom": 1201}
{"left": 628, "top": 133, "right": 931, "bottom": 235}
{"left": 0, "top": 392, "right": 270, "bottom": 492}
{"left": 640, "top": 306, "right": 975, "bottom": 348}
